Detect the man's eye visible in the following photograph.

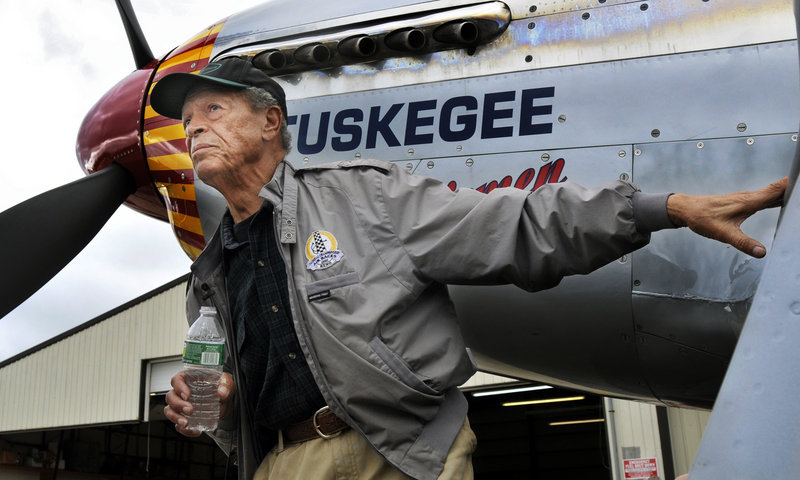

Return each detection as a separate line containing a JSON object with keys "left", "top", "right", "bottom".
{"left": 183, "top": 118, "right": 191, "bottom": 128}
{"left": 209, "top": 104, "right": 220, "bottom": 111}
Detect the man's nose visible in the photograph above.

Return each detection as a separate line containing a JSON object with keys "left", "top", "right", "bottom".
{"left": 187, "top": 123, "right": 205, "bottom": 136}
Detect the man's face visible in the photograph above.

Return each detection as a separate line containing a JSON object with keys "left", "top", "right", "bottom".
{"left": 181, "top": 88, "right": 270, "bottom": 186}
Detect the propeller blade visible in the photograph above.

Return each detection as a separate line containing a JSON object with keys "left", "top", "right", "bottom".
{"left": 115, "top": 0, "right": 156, "bottom": 69}
{"left": 0, "top": 164, "right": 136, "bottom": 319}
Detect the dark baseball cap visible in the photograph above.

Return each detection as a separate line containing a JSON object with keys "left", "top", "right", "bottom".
{"left": 150, "top": 57, "right": 287, "bottom": 120}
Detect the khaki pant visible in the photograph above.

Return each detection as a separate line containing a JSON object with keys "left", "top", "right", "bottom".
{"left": 253, "top": 418, "right": 476, "bottom": 480}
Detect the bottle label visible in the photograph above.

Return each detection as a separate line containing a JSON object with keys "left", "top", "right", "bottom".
{"left": 183, "top": 341, "right": 225, "bottom": 366}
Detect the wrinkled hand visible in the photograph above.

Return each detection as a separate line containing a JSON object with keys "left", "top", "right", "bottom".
{"left": 667, "top": 177, "right": 787, "bottom": 258}
{"left": 164, "top": 371, "right": 235, "bottom": 437}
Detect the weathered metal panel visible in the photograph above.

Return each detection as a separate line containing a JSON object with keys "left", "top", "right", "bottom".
{"left": 629, "top": 135, "right": 794, "bottom": 405}
{"left": 0, "top": 283, "right": 188, "bottom": 433}
{"left": 687, "top": 124, "right": 800, "bottom": 478}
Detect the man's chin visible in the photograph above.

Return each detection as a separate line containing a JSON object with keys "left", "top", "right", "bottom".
{"left": 193, "top": 164, "right": 221, "bottom": 187}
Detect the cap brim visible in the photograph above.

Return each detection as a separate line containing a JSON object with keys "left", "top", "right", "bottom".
{"left": 150, "top": 73, "right": 249, "bottom": 120}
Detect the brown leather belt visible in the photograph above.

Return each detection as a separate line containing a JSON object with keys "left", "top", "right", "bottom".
{"left": 282, "top": 406, "right": 350, "bottom": 444}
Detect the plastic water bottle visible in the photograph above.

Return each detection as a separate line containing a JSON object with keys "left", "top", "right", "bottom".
{"left": 182, "top": 306, "right": 225, "bottom": 432}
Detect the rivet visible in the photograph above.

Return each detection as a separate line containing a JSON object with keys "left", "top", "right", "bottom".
{"left": 640, "top": 3, "right": 648, "bottom": 11}
{"left": 619, "top": 255, "right": 627, "bottom": 263}
{"left": 747, "top": 138, "right": 755, "bottom": 145}
{"left": 272, "top": 305, "right": 279, "bottom": 313}
{"left": 191, "top": 62, "right": 196, "bottom": 69}
{"left": 288, "top": 353, "right": 297, "bottom": 360}
{"left": 408, "top": 148, "right": 415, "bottom": 156}
{"left": 287, "top": 220, "right": 293, "bottom": 226}
{"left": 792, "top": 135, "right": 797, "bottom": 142}
{"left": 558, "top": 114, "right": 566, "bottom": 123}
{"left": 529, "top": 5, "right": 537, "bottom": 13}
{"left": 355, "top": 152, "right": 362, "bottom": 158}
{"left": 697, "top": 142, "right": 704, "bottom": 149}
{"left": 790, "top": 302, "right": 800, "bottom": 315}
{"left": 651, "top": 129, "right": 661, "bottom": 138}
{"left": 525, "top": 55, "right": 533, "bottom": 63}
{"left": 737, "top": 123, "right": 747, "bottom": 132}
{"left": 144, "top": 131, "right": 149, "bottom": 136}
{"left": 285, "top": 233, "right": 293, "bottom": 239}
{"left": 618, "top": 150, "right": 627, "bottom": 158}
{"left": 181, "top": 172, "right": 186, "bottom": 180}
{"left": 582, "top": 12, "right": 590, "bottom": 20}
{"left": 456, "top": 145, "right": 463, "bottom": 152}
{"left": 620, "top": 173, "right": 629, "bottom": 181}
{"left": 466, "top": 158, "right": 474, "bottom": 167}
{"left": 303, "top": 157, "right": 309, "bottom": 163}
{"left": 427, "top": 161, "right": 435, "bottom": 169}
{"left": 541, "top": 153, "right": 551, "bottom": 162}
{"left": 635, "top": 149, "right": 642, "bottom": 156}
{"left": 257, "top": 260, "right": 265, "bottom": 267}
{"left": 528, "top": 22, "right": 536, "bottom": 29}
{"left": 406, "top": 163, "right": 413, "bottom": 171}
{"left": 633, "top": 280, "right": 641, "bottom": 287}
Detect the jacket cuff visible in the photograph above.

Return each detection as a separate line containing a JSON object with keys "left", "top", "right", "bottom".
{"left": 632, "top": 192, "right": 679, "bottom": 232}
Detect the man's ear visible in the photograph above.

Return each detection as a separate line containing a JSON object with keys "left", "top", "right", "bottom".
{"left": 262, "top": 105, "right": 283, "bottom": 142}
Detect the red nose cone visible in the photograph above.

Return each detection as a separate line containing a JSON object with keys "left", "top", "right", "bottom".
{"left": 76, "top": 65, "right": 167, "bottom": 220}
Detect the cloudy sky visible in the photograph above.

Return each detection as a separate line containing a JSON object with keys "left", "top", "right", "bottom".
{"left": 0, "top": 0, "right": 266, "bottom": 361}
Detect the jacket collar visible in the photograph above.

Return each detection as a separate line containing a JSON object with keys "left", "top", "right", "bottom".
{"left": 259, "top": 160, "right": 298, "bottom": 245}
{"left": 191, "top": 159, "right": 298, "bottom": 281}
{"left": 190, "top": 225, "right": 223, "bottom": 282}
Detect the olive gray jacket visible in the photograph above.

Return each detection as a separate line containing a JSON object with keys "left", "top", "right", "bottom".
{"left": 185, "top": 159, "right": 663, "bottom": 480}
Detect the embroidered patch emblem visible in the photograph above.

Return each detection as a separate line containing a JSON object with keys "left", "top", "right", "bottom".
{"left": 305, "top": 231, "right": 344, "bottom": 271}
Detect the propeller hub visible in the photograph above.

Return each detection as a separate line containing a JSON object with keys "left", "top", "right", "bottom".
{"left": 76, "top": 65, "right": 166, "bottom": 220}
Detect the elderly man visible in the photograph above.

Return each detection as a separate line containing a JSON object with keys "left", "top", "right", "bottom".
{"left": 152, "top": 57, "right": 785, "bottom": 480}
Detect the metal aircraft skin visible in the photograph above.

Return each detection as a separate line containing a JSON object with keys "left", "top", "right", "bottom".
{"left": 6, "top": 0, "right": 797, "bottom": 409}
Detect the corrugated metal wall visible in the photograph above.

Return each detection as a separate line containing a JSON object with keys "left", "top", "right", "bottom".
{"left": 0, "top": 282, "right": 188, "bottom": 433}
{"left": 668, "top": 407, "right": 710, "bottom": 475}
{"left": 604, "top": 398, "right": 711, "bottom": 479}
{"left": 605, "top": 398, "right": 664, "bottom": 480}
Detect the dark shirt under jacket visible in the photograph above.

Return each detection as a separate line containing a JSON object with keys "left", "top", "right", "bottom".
{"left": 221, "top": 201, "right": 325, "bottom": 457}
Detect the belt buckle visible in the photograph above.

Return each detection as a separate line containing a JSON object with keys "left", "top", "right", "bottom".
{"left": 313, "top": 406, "right": 342, "bottom": 440}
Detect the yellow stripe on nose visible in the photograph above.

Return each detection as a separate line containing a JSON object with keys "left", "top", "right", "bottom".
{"left": 144, "top": 124, "right": 186, "bottom": 144}
{"left": 148, "top": 153, "right": 193, "bottom": 171}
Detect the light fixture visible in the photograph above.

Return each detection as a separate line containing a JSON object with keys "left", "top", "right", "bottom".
{"left": 502, "top": 395, "right": 585, "bottom": 407}
{"left": 549, "top": 418, "right": 605, "bottom": 426}
{"left": 472, "top": 385, "right": 553, "bottom": 397}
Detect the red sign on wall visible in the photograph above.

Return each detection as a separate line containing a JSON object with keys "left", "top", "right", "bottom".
{"left": 623, "top": 458, "right": 659, "bottom": 479}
